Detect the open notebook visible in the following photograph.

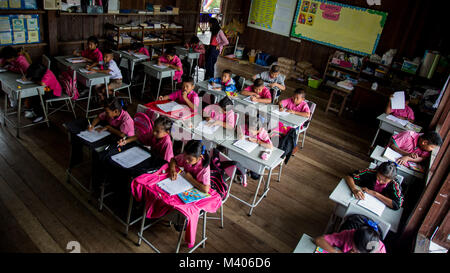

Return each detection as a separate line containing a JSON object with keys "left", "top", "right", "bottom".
{"left": 77, "top": 126, "right": 110, "bottom": 143}
{"left": 158, "top": 175, "right": 193, "bottom": 196}
{"left": 383, "top": 147, "right": 402, "bottom": 162}
{"left": 243, "top": 96, "right": 258, "bottom": 104}
{"left": 386, "top": 114, "right": 408, "bottom": 127}
{"left": 157, "top": 101, "right": 188, "bottom": 113}
{"left": 357, "top": 193, "right": 386, "bottom": 216}
{"left": 272, "top": 109, "right": 290, "bottom": 117}
{"left": 233, "top": 139, "right": 259, "bottom": 153}
{"left": 196, "top": 120, "right": 220, "bottom": 135}
{"left": 111, "top": 146, "right": 151, "bottom": 168}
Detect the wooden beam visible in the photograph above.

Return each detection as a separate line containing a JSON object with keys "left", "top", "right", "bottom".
{"left": 47, "top": 11, "right": 58, "bottom": 56}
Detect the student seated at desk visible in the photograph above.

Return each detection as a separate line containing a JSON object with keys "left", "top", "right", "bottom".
{"left": 184, "top": 35, "right": 206, "bottom": 68}
{"left": 344, "top": 162, "right": 404, "bottom": 210}
{"left": 252, "top": 65, "right": 286, "bottom": 98}
{"left": 158, "top": 47, "right": 183, "bottom": 84}
{"left": 385, "top": 92, "right": 415, "bottom": 123}
{"left": 208, "top": 69, "right": 237, "bottom": 92}
{"left": 0, "top": 46, "right": 30, "bottom": 74}
{"left": 88, "top": 49, "right": 122, "bottom": 100}
{"left": 158, "top": 76, "right": 199, "bottom": 112}
{"left": 315, "top": 223, "right": 386, "bottom": 253}
{"left": 238, "top": 117, "right": 273, "bottom": 149}
{"left": 203, "top": 97, "right": 236, "bottom": 129}
{"left": 241, "top": 78, "right": 272, "bottom": 104}
{"left": 118, "top": 116, "right": 174, "bottom": 162}
{"left": 129, "top": 42, "right": 150, "bottom": 57}
{"left": 388, "top": 130, "right": 442, "bottom": 167}
{"left": 279, "top": 88, "right": 310, "bottom": 118}
{"left": 169, "top": 140, "right": 210, "bottom": 193}
{"left": 24, "top": 63, "right": 62, "bottom": 123}
{"left": 88, "top": 97, "right": 134, "bottom": 138}
{"left": 73, "top": 36, "right": 103, "bottom": 67}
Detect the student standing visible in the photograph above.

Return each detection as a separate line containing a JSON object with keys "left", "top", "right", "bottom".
{"left": 204, "top": 18, "right": 228, "bottom": 80}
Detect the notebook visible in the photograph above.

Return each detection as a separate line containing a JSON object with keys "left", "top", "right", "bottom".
{"left": 386, "top": 114, "right": 408, "bottom": 127}
{"left": 16, "top": 78, "right": 33, "bottom": 84}
{"left": 243, "top": 96, "right": 258, "bottom": 104}
{"left": 357, "top": 193, "right": 386, "bottom": 216}
{"left": 233, "top": 139, "right": 259, "bottom": 153}
{"left": 66, "top": 57, "right": 86, "bottom": 63}
{"left": 196, "top": 120, "right": 220, "bottom": 135}
{"left": 391, "top": 91, "right": 405, "bottom": 110}
{"left": 383, "top": 147, "right": 402, "bottom": 162}
{"left": 273, "top": 109, "right": 290, "bottom": 117}
{"left": 158, "top": 175, "right": 193, "bottom": 196}
{"left": 79, "top": 68, "right": 96, "bottom": 74}
{"left": 132, "top": 53, "right": 149, "bottom": 59}
{"left": 178, "top": 188, "right": 210, "bottom": 204}
{"left": 157, "top": 101, "right": 188, "bottom": 113}
{"left": 153, "top": 64, "right": 168, "bottom": 69}
{"left": 208, "top": 84, "right": 221, "bottom": 91}
{"left": 77, "top": 126, "right": 111, "bottom": 143}
{"left": 111, "top": 146, "right": 151, "bottom": 168}
{"left": 225, "top": 91, "right": 238, "bottom": 97}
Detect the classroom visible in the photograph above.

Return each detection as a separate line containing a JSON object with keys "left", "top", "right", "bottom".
{"left": 0, "top": 0, "right": 448, "bottom": 260}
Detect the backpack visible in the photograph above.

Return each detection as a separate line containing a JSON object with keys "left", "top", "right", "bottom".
{"left": 59, "top": 70, "right": 79, "bottom": 100}
{"left": 133, "top": 112, "right": 154, "bottom": 144}
{"left": 209, "top": 148, "right": 238, "bottom": 200}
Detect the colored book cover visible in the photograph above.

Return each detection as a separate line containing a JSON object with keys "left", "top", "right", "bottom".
{"left": 8, "top": 0, "right": 21, "bottom": 9}
{"left": 314, "top": 246, "right": 329, "bottom": 253}
{"left": 12, "top": 31, "right": 25, "bottom": 44}
{"left": 12, "top": 18, "right": 24, "bottom": 31}
{"left": 178, "top": 188, "right": 210, "bottom": 204}
{"left": 225, "top": 91, "right": 237, "bottom": 97}
{"left": 27, "top": 30, "right": 39, "bottom": 43}
{"left": 26, "top": 17, "right": 38, "bottom": 30}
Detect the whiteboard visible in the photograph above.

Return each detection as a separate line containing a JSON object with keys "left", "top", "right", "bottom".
{"left": 247, "top": 0, "right": 297, "bottom": 37}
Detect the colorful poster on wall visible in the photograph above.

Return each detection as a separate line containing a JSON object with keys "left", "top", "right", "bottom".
{"left": 247, "top": 0, "right": 297, "bottom": 37}
{"left": 290, "top": 0, "right": 388, "bottom": 55}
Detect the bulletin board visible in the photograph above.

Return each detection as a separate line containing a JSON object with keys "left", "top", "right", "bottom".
{"left": 290, "top": 0, "right": 388, "bottom": 55}
{"left": 0, "top": 14, "right": 40, "bottom": 46}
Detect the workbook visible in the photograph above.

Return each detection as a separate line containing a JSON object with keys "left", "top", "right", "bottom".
{"left": 111, "top": 146, "right": 151, "bottom": 169}
{"left": 243, "top": 96, "right": 258, "bottom": 104}
{"left": 391, "top": 91, "right": 405, "bottom": 110}
{"left": 386, "top": 114, "right": 408, "bottom": 127}
{"left": 233, "top": 139, "right": 259, "bottom": 153}
{"left": 77, "top": 126, "right": 111, "bottom": 143}
{"left": 357, "top": 193, "right": 386, "bottom": 216}
{"left": 383, "top": 147, "right": 402, "bottom": 162}
{"left": 157, "top": 101, "right": 188, "bottom": 113}
{"left": 196, "top": 120, "right": 220, "bottom": 135}
{"left": 16, "top": 78, "right": 33, "bottom": 84}
{"left": 178, "top": 188, "right": 210, "bottom": 204}
{"left": 272, "top": 109, "right": 290, "bottom": 117}
{"left": 158, "top": 175, "right": 193, "bottom": 196}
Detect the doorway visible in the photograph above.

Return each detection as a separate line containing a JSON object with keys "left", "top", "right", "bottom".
{"left": 198, "top": 0, "right": 223, "bottom": 45}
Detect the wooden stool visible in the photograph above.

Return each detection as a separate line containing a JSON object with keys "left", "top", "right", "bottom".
{"left": 325, "top": 88, "right": 352, "bottom": 116}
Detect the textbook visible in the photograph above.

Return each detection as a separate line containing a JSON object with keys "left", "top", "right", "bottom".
{"left": 178, "top": 188, "right": 210, "bottom": 204}
{"left": 158, "top": 175, "right": 193, "bottom": 196}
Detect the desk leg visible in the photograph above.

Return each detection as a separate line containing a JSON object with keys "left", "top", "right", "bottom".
{"left": 105, "top": 78, "right": 109, "bottom": 99}
{"left": 3, "top": 92, "right": 7, "bottom": 126}
{"left": 171, "top": 75, "right": 174, "bottom": 93}
{"left": 248, "top": 174, "right": 265, "bottom": 216}
{"left": 37, "top": 89, "right": 49, "bottom": 128}
{"left": 141, "top": 74, "right": 147, "bottom": 99}
{"left": 129, "top": 59, "right": 134, "bottom": 84}
{"left": 370, "top": 123, "right": 381, "bottom": 148}
{"left": 339, "top": 93, "right": 348, "bottom": 117}
{"left": 195, "top": 59, "right": 199, "bottom": 83}
{"left": 156, "top": 77, "right": 162, "bottom": 100}
{"left": 86, "top": 86, "right": 92, "bottom": 118}
{"left": 16, "top": 92, "right": 21, "bottom": 138}
{"left": 124, "top": 193, "right": 134, "bottom": 236}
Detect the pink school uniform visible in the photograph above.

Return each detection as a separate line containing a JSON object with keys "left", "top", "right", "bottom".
{"left": 244, "top": 85, "right": 272, "bottom": 100}
{"left": 0, "top": 55, "right": 30, "bottom": 74}
{"left": 98, "top": 109, "right": 135, "bottom": 137}
{"left": 138, "top": 47, "right": 150, "bottom": 57}
{"left": 280, "top": 98, "right": 310, "bottom": 114}
{"left": 391, "top": 105, "right": 415, "bottom": 121}
{"left": 81, "top": 48, "right": 103, "bottom": 64}
{"left": 324, "top": 229, "right": 386, "bottom": 253}
{"left": 391, "top": 130, "right": 430, "bottom": 158}
{"left": 168, "top": 89, "right": 199, "bottom": 112}
{"left": 240, "top": 125, "right": 272, "bottom": 146}
{"left": 144, "top": 134, "right": 174, "bottom": 163}
{"left": 42, "top": 69, "right": 62, "bottom": 97}
{"left": 173, "top": 154, "right": 210, "bottom": 186}
{"left": 159, "top": 55, "right": 183, "bottom": 83}
{"left": 203, "top": 104, "right": 236, "bottom": 128}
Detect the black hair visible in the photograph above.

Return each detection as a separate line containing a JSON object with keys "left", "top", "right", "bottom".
{"left": 154, "top": 116, "right": 173, "bottom": 132}
{"left": 103, "top": 49, "right": 113, "bottom": 56}
{"left": 103, "top": 97, "right": 122, "bottom": 112}
{"left": 184, "top": 140, "right": 210, "bottom": 168}
{"left": 182, "top": 75, "right": 195, "bottom": 85}
{"left": 26, "top": 63, "right": 47, "bottom": 82}
{"left": 87, "top": 36, "right": 99, "bottom": 47}
{"left": 294, "top": 88, "right": 306, "bottom": 98}
{"left": 354, "top": 225, "right": 382, "bottom": 253}
{"left": 0, "top": 46, "right": 18, "bottom": 60}
{"left": 270, "top": 65, "right": 280, "bottom": 73}
{"left": 131, "top": 42, "right": 144, "bottom": 51}
{"left": 253, "top": 78, "right": 265, "bottom": 87}
{"left": 189, "top": 35, "right": 200, "bottom": 44}
{"left": 404, "top": 92, "right": 410, "bottom": 102}
{"left": 165, "top": 47, "right": 177, "bottom": 57}
{"left": 421, "top": 131, "right": 443, "bottom": 146}
{"left": 208, "top": 17, "right": 221, "bottom": 36}
{"left": 222, "top": 69, "right": 232, "bottom": 76}
{"left": 377, "top": 161, "right": 397, "bottom": 180}
{"left": 218, "top": 96, "right": 233, "bottom": 110}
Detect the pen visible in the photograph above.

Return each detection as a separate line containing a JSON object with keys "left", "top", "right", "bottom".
{"left": 87, "top": 118, "right": 91, "bottom": 127}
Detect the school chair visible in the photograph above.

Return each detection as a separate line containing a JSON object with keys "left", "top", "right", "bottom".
{"left": 232, "top": 74, "right": 246, "bottom": 91}
{"left": 111, "top": 57, "right": 133, "bottom": 104}
{"left": 42, "top": 55, "right": 51, "bottom": 70}
{"left": 201, "top": 92, "right": 217, "bottom": 106}
{"left": 45, "top": 69, "right": 77, "bottom": 118}
{"left": 297, "top": 100, "right": 316, "bottom": 149}
{"left": 341, "top": 203, "right": 391, "bottom": 240}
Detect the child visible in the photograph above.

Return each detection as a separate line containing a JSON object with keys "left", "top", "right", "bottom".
{"left": 88, "top": 49, "right": 122, "bottom": 100}
{"left": 118, "top": 116, "right": 174, "bottom": 162}
{"left": 130, "top": 42, "right": 150, "bottom": 57}
{"left": 344, "top": 162, "right": 404, "bottom": 210}
{"left": 88, "top": 97, "right": 134, "bottom": 138}
{"left": 169, "top": 140, "right": 210, "bottom": 193}
{"left": 208, "top": 69, "right": 237, "bottom": 92}
{"left": 278, "top": 88, "right": 311, "bottom": 118}
{"left": 385, "top": 92, "right": 415, "bottom": 122}
{"left": 389, "top": 130, "right": 442, "bottom": 166}
{"left": 24, "top": 63, "right": 62, "bottom": 123}
{"left": 73, "top": 36, "right": 103, "bottom": 66}
{"left": 184, "top": 35, "right": 206, "bottom": 68}
{"left": 238, "top": 116, "right": 273, "bottom": 150}
{"left": 0, "top": 46, "right": 30, "bottom": 74}
{"left": 241, "top": 78, "right": 272, "bottom": 104}
{"left": 315, "top": 224, "right": 386, "bottom": 253}
{"left": 158, "top": 47, "right": 183, "bottom": 83}
{"left": 203, "top": 97, "right": 236, "bottom": 129}
{"left": 158, "top": 76, "right": 199, "bottom": 112}
{"left": 252, "top": 65, "right": 286, "bottom": 98}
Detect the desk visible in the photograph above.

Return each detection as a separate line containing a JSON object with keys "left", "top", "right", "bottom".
{"left": 174, "top": 46, "right": 200, "bottom": 82}
{"left": 0, "top": 71, "right": 48, "bottom": 137}
{"left": 370, "top": 145, "right": 424, "bottom": 179}
{"left": 293, "top": 234, "right": 317, "bottom": 253}
{"left": 221, "top": 139, "right": 285, "bottom": 216}
{"left": 141, "top": 61, "right": 176, "bottom": 100}
{"left": 114, "top": 50, "right": 150, "bottom": 85}
{"left": 371, "top": 113, "right": 422, "bottom": 147}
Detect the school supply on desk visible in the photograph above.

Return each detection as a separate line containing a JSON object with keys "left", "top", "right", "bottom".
{"left": 243, "top": 96, "right": 258, "bottom": 104}
{"left": 0, "top": 68, "right": 6, "bottom": 72}
{"left": 357, "top": 193, "right": 386, "bottom": 216}
{"left": 77, "top": 126, "right": 111, "bottom": 143}
{"left": 153, "top": 64, "right": 168, "bottom": 69}
{"left": 386, "top": 114, "right": 408, "bottom": 127}
{"left": 391, "top": 91, "right": 405, "bottom": 110}
{"left": 132, "top": 53, "right": 149, "bottom": 59}
{"left": 111, "top": 146, "right": 151, "bottom": 168}
{"left": 273, "top": 109, "right": 290, "bottom": 117}
{"left": 208, "top": 83, "right": 221, "bottom": 91}
{"left": 408, "top": 162, "right": 425, "bottom": 173}
{"left": 225, "top": 91, "right": 238, "bottom": 97}
{"left": 233, "top": 139, "right": 259, "bottom": 153}
{"left": 66, "top": 57, "right": 86, "bottom": 64}
{"left": 383, "top": 147, "right": 402, "bottom": 162}
{"left": 314, "top": 246, "right": 329, "bottom": 253}
{"left": 16, "top": 78, "right": 33, "bottom": 84}
{"left": 196, "top": 120, "right": 220, "bottom": 135}
{"left": 157, "top": 175, "right": 193, "bottom": 195}
{"left": 157, "top": 101, "right": 188, "bottom": 113}
{"left": 405, "top": 122, "right": 421, "bottom": 133}
{"left": 178, "top": 188, "right": 210, "bottom": 204}
{"left": 79, "top": 68, "right": 96, "bottom": 74}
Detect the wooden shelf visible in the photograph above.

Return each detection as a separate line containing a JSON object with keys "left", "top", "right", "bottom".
{"left": 0, "top": 42, "right": 47, "bottom": 48}
{"left": 329, "top": 64, "right": 360, "bottom": 74}
{"left": 58, "top": 12, "right": 179, "bottom": 16}
{"left": 0, "top": 10, "right": 46, "bottom": 14}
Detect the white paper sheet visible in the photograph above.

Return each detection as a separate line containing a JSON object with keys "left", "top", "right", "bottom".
{"left": 16, "top": 78, "right": 33, "bottom": 84}
{"left": 77, "top": 126, "right": 111, "bottom": 143}
{"left": 273, "top": 109, "right": 290, "bottom": 116}
{"left": 157, "top": 101, "right": 188, "bottom": 113}
{"left": 391, "top": 91, "right": 405, "bottom": 110}
{"left": 243, "top": 96, "right": 258, "bottom": 104}
{"left": 66, "top": 57, "right": 86, "bottom": 63}
{"left": 0, "top": 68, "right": 7, "bottom": 72}
{"left": 386, "top": 114, "right": 408, "bottom": 127}
{"left": 357, "top": 193, "right": 386, "bottom": 216}
{"left": 111, "top": 146, "right": 151, "bottom": 169}
{"left": 153, "top": 64, "right": 168, "bottom": 69}
{"left": 157, "top": 176, "right": 193, "bottom": 195}
{"left": 196, "top": 120, "right": 220, "bottom": 135}
{"left": 383, "top": 147, "right": 402, "bottom": 162}
{"left": 208, "top": 83, "right": 221, "bottom": 91}
{"left": 233, "top": 139, "right": 259, "bottom": 153}
{"left": 132, "top": 53, "right": 149, "bottom": 59}
{"left": 79, "top": 68, "right": 95, "bottom": 74}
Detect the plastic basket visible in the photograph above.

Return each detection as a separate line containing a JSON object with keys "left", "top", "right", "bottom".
{"left": 308, "top": 77, "right": 322, "bottom": 89}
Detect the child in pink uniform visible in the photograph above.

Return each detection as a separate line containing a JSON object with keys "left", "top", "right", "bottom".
{"left": 203, "top": 97, "right": 236, "bottom": 129}
{"left": 0, "top": 46, "right": 30, "bottom": 74}
{"left": 279, "top": 88, "right": 311, "bottom": 118}
{"left": 118, "top": 116, "right": 174, "bottom": 162}
{"left": 130, "top": 42, "right": 150, "bottom": 57}
{"left": 88, "top": 97, "right": 135, "bottom": 138}
{"left": 238, "top": 117, "right": 273, "bottom": 149}
{"left": 185, "top": 35, "right": 206, "bottom": 68}
{"left": 158, "top": 47, "right": 183, "bottom": 83}
{"left": 73, "top": 36, "right": 103, "bottom": 66}
{"left": 388, "top": 130, "right": 442, "bottom": 166}
{"left": 241, "top": 78, "right": 272, "bottom": 103}
{"left": 385, "top": 92, "right": 415, "bottom": 122}
{"left": 169, "top": 140, "right": 211, "bottom": 193}
{"left": 159, "top": 76, "right": 199, "bottom": 112}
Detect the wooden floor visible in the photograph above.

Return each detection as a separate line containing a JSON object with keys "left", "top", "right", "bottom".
{"left": 0, "top": 57, "right": 380, "bottom": 253}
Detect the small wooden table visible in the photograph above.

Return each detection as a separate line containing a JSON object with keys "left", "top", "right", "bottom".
{"left": 325, "top": 83, "right": 353, "bottom": 116}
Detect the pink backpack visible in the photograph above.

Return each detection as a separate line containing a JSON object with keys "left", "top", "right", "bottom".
{"left": 59, "top": 70, "right": 79, "bottom": 100}
{"left": 134, "top": 112, "right": 154, "bottom": 143}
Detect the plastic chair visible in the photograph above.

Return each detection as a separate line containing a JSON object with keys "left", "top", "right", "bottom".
{"left": 45, "top": 69, "right": 77, "bottom": 118}
{"left": 297, "top": 100, "right": 316, "bottom": 149}
{"left": 43, "top": 54, "right": 51, "bottom": 70}
{"left": 341, "top": 203, "right": 391, "bottom": 240}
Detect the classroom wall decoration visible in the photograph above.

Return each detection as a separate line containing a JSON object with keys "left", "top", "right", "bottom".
{"left": 290, "top": 0, "right": 388, "bottom": 55}
{"left": 0, "top": 14, "right": 40, "bottom": 45}
{"left": 0, "top": 0, "right": 37, "bottom": 9}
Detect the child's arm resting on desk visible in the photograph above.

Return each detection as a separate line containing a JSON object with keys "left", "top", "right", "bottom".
{"left": 286, "top": 109, "right": 310, "bottom": 118}
{"left": 88, "top": 117, "right": 101, "bottom": 131}
{"left": 314, "top": 236, "right": 342, "bottom": 253}
{"left": 182, "top": 172, "right": 210, "bottom": 193}
{"left": 118, "top": 135, "right": 138, "bottom": 146}
{"left": 344, "top": 174, "right": 365, "bottom": 200}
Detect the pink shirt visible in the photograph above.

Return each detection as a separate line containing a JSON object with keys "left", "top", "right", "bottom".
{"left": 144, "top": 134, "right": 174, "bottom": 162}
{"left": 138, "top": 47, "right": 150, "bottom": 57}
{"left": 244, "top": 85, "right": 272, "bottom": 100}
{"left": 203, "top": 104, "right": 236, "bottom": 128}
{"left": 168, "top": 90, "right": 199, "bottom": 112}
{"left": 42, "top": 69, "right": 62, "bottom": 97}
{"left": 99, "top": 109, "right": 135, "bottom": 137}
{"left": 159, "top": 55, "right": 183, "bottom": 83}
{"left": 392, "top": 130, "right": 430, "bottom": 158}
{"left": 391, "top": 105, "right": 414, "bottom": 121}
{"left": 281, "top": 98, "right": 310, "bottom": 113}
{"left": 82, "top": 48, "right": 103, "bottom": 64}
{"left": 0, "top": 55, "right": 30, "bottom": 74}
{"left": 324, "top": 229, "right": 386, "bottom": 253}
{"left": 240, "top": 125, "right": 272, "bottom": 145}
{"left": 174, "top": 154, "right": 210, "bottom": 186}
